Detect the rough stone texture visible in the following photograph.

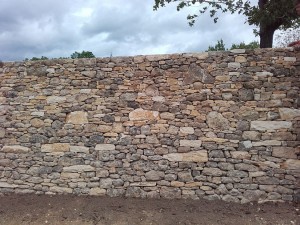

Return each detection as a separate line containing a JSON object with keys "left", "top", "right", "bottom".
{"left": 207, "top": 112, "right": 229, "bottom": 130}
{"left": 163, "top": 151, "right": 208, "bottom": 162}
{"left": 129, "top": 108, "right": 159, "bottom": 121}
{"left": 279, "top": 108, "right": 300, "bottom": 120}
{"left": 41, "top": 143, "right": 70, "bottom": 153}
{"left": 250, "top": 121, "right": 292, "bottom": 131}
{"left": 0, "top": 49, "right": 299, "bottom": 203}
{"left": 66, "top": 111, "right": 88, "bottom": 124}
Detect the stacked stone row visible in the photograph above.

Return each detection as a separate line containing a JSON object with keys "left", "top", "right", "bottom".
{"left": 0, "top": 48, "right": 299, "bottom": 203}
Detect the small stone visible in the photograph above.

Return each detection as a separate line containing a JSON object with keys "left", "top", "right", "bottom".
{"left": 90, "top": 188, "right": 106, "bottom": 196}
{"left": 46, "top": 96, "right": 66, "bottom": 104}
{"left": 235, "top": 163, "right": 258, "bottom": 172}
{"left": 0, "top": 182, "right": 18, "bottom": 188}
{"left": 120, "top": 92, "right": 137, "bottom": 101}
{"left": 160, "top": 187, "right": 181, "bottom": 199}
{"left": 145, "top": 170, "right": 165, "bottom": 181}
{"left": 235, "top": 56, "right": 247, "bottom": 63}
{"left": 66, "top": 111, "right": 88, "bottom": 124}
{"left": 0, "top": 128, "right": 5, "bottom": 138}
{"left": 242, "top": 131, "right": 261, "bottom": 141}
{"left": 228, "top": 62, "right": 241, "bottom": 69}
{"left": 202, "top": 168, "right": 224, "bottom": 176}
{"left": 30, "top": 118, "right": 44, "bottom": 128}
{"left": 209, "top": 150, "right": 224, "bottom": 158}
{"left": 160, "top": 112, "right": 175, "bottom": 120}
{"left": 98, "top": 125, "right": 112, "bottom": 132}
{"left": 180, "top": 127, "right": 194, "bottom": 134}
{"left": 178, "top": 171, "right": 193, "bottom": 182}
{"left": 231, "top": 151, "right": 251, "bottom": 159}
{"left": 186, "top": 93, "right": 207, "bottom": 101}
{"left": 239, "top": 89, "right": 254, "bottom": 101}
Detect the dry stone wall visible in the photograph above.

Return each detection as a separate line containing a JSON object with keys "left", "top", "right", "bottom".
{"left": 0, "top": 48, "right": 299, "bottom": 203}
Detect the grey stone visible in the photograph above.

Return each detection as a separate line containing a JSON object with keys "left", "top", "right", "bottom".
{"left": 178, "top": 171, "right": 193, "bottom": 182}
{"left": 209, "top": 150, "right": 224, "bottom": 158}
{"left": 239, "top": 89, "right": 254, "bottom": 101}
{"left": 202, "top": 168, "right": 224, "bottom": 176}
{"left": 145, "top": 170, "right": 164, "bottom": 181}
{"left": 250, "top": 121, "right": 292, "bottom": 131}
{"left": 207, "top": 111, "right": 229, "bottom": 130}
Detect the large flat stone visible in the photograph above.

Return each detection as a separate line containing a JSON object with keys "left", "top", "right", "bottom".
{"left": 95, "top": 144, "right": 115, "bottom": 151}
{"left": 281, "top": 159, "right": 300, "bottom": 170}
{"left": 1, "top": 145, "right": 30, "bottom": 153}
{"left": 70, "top": 146, "right": 89, "bottom": 153}
{"left": 272, "top": 147, "right": 297, "bottom": 159}
{"left": 252, "top": 140, "right": 281, "bottom": 146}
{"left": 46, "top": 96, "right": 66, "bottom": 104}
{"left": 63, "top": 165, "right": 95, "bottom": 173}
{"left": 180, "top": 140, "right": 202, "bottom": 147}
{"left": 66, "top": 111, "right": 88, "bottom": 124}
{"left": 49, "top": 186, "right": 72, "bottom": 194}
{"left": 250, "top": 121, "right": 292, "bottom": 131}
{"left": 129, "top": 108, "right": 159, "bottom": 121}
{"left": 0, "top": 182, "right": 18, "bottom": 188}
{"left": 41, "top": 143, "right": 70, "bottom": 153}
{"left": 163, "top": 151, "right": 208, "bottom": 162}
{"left": 279, "top": 108, "right": 300, "bottom": 120}
{"left": 207, "top": 111, "right": 229, "bottom": 130}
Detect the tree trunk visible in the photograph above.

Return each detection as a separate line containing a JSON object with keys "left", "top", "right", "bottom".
{"left": 259, "top": 26, "right": 276, "bottom": 48}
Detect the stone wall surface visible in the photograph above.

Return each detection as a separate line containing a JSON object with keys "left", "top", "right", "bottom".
{"left": 0, "top": 48, "right": 299, "bottom": 203}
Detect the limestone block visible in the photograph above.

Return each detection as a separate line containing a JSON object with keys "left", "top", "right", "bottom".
{"left": 46, "top": 96, "right": 66, "bottom": 104}
{"left": 180, "top": 127, "right": 195, "bottom": 134}
{"left": 281, "top": 159, "right": 300, "bottom": 170}
{"left": 90, "top": 188, "right": 106, "bottom": 196}
{"left": 278, "top": 108, "right": 300, "bottom": 120}
{"left": 180, "top": 140, "right": 202, "bottom": 147}
{"left": 0, "top": 128, "right": 6, "bottom": 138}
{"left": 160, "top": 112, "right": 175, "bottom": 120}
{"left": 145, "top": 170, "right": 165, "bottom": 181}
{"left": 230, "top": 49, "right": 245, "bottom": 53}
{"left": 206, "top": 111, "right": 229, "bottom": 130}
{"left": 97, "top": 125, "right": 112, "bottom": 132}
{"left": 63, "top": 165, "right": 95, "bottom": 173}
{"left": 66, "top": 111, "right": 88, "bottom": 124}
{"left": 49, "top": 186, "right": 72, "bottom": 194}
{"left": 242, "top": 131, "right": 261, "bottom": 141}
{"left": 30, "top": 118, "right": 44, "bottom": 128}
{"left": 61, "top": 172, "right": 80, "bottom": 179}
{"left": 0, "top": 182, "right": 18, "bottom": 188}
{"left": 228, "top": 62, "right": 241, "bottom": 69}
{"left": 231, "top": 151, "right": 251, "bottom": 159}
{"left": 235, "top": 56, "right": 247, "bottom": 63}
{"left": 252, "top": 140, "right": 281, "bottom": 146}
{"left": 1, "top": 145, "right": 29, "bottom": 153}
{"left": 70, "top": 146, "right": 89, "bottom": 153}
{"left": 250, "top": 121, "right": 292, "bottom": 131}
{"left": 202, "top": 168, "right": 224, "bottom": 176}
{"left": 163, "top": 151, "right": 208, "bottom": 162}
{"left": 41, "top": 143, "right": 70, "bottom": 153}
{"left": 95, "top": 144, "right": 115, "bottom": 151}
{"left": 120, "top": 92, "right": 137, "bottom": 101}
{"left": 272, "top": 147, "right": 297, "bottom": 159}
{"left": 129, "top": 108, "right": 159, "bottom": 121}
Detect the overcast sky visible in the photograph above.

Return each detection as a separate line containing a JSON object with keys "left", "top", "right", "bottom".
{"left": 0, "top": 0, "right": 259, "bottom": 61}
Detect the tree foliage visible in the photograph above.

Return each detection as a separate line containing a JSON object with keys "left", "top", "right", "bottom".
{"left": 71, "top": 51, "right": 95, "bottom": 59}
{"left": 206, "top": 39, "right": 259, "bottom": 51}
{"left": 153, "top": 0, "right": 300, "bottom": 48}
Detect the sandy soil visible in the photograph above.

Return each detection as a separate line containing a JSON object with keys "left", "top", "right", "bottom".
{"left": 0, "top": 194, "right": 299, "bottom": 225}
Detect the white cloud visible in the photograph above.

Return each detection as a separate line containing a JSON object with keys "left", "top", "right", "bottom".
{"left": 0, "top": 0, "right": 257, "bottom": 61}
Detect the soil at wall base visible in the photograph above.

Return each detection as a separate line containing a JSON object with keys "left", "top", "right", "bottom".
{"left": 0, "top": 194, "right": 299, "bottom": 225}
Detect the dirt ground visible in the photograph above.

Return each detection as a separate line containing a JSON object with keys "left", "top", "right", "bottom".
{"left": 0, "top": 194, "right": 299, "bottom": 225}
